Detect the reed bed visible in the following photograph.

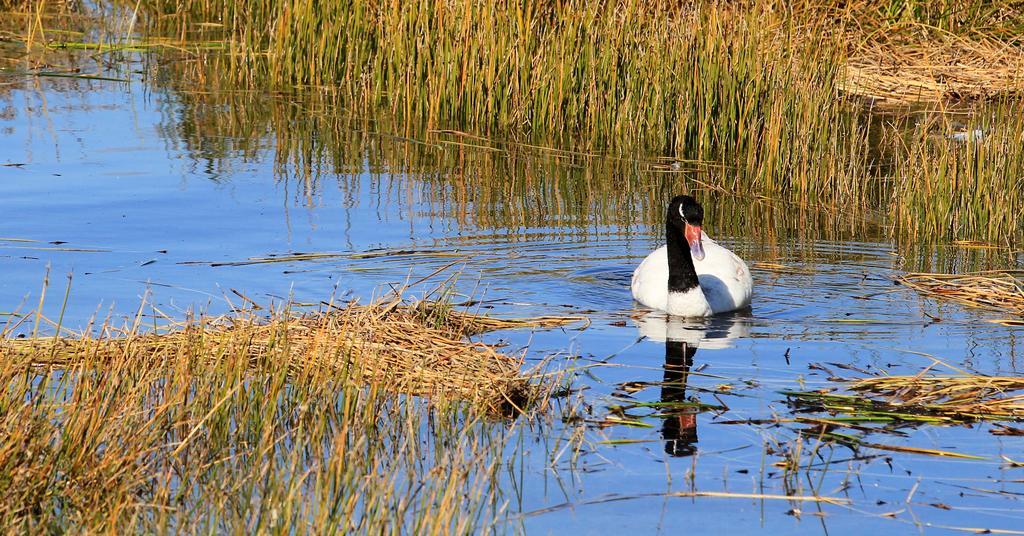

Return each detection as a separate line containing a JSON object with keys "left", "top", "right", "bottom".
{"left": 130, "top": 0, "right": 867, "bottom": 191}
{"left": 134, "top": 0, "right": 1024, "bottom": 245}
{"left": 142, "top": 69, "right": 876, "bottom": 247}
{"left": 10, "top": 1, "right": 1024, "bottom": 245}
{"left": 887, "top": 100, "right": 1024, "bottom": 243}
{"left": 131, "top": 0, "right": 1024, "bottom": 113}
{"left": 0, "top": 294, "right": 575, "bottom": 532}
{"left": 897, "top": 270, "right": 1024, "bottom": 316}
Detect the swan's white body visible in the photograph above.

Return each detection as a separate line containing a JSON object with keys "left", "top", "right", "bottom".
{"left": 631, "top": 232, "right": 752, "bottom": 317}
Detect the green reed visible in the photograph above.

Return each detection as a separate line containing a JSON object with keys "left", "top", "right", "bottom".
{"left": 888, "top": 101, "right": 1024, "bottom": 244}
{"left": 138, "top": 0, "right": 1024, "bottom": 246}
{"left": 147, "top": 67, "right": 1024, "bottom": 266}
{"left": 130, "top": 0, "right": 875, "bottom": 201}
{"left": 146, "top": 55, "right": 879, "bottom": 250}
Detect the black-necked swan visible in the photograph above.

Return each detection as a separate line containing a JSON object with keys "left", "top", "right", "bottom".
{"left": 631, "top": 195, "right": 752, "bottom": 317}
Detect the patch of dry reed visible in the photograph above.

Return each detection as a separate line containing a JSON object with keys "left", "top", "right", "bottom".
{"left": 1, "top": 298, "right": 582, "bottom": 414}
{"left": 827, "top": 0, "right": 1024, "bottom": 104}
{"left": 843, "top": 36, "right": 1024, "bottom": 105}
{"left": 0, "top": 293, "right": 581, "bottom": 531}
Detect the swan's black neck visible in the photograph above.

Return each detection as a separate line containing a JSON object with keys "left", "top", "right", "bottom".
{"left": 666, "top": 220, "right": 700, "bottom": 292}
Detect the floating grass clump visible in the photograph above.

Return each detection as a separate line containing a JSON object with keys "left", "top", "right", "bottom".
{"left": 897, "top": 270, "right": 1024, "bottom": 316}
{"left": 788, "top": 371, "right": 1024, "bottom": 425}
{"left": 847, "top": 374, "right": 1024, "bottom": 419}
{"left": 0, "top": 295, "right": 574, "bottom": 532}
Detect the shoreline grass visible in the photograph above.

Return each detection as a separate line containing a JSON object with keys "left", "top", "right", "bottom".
{"left": 0, "top": 291, "right": 577, "bottom": 532}
{"left": 135, "top": 0, "right": 1024, "bottom": 245}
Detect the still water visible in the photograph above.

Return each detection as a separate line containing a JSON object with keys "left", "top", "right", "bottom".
{"left": 3, "top": 61, "right": 1024, "bottom": 534}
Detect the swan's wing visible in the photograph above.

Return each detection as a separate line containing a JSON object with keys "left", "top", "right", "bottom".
{"left": 695, "top": 237, "right": 753, "bottom": 313}
{"left": 631, "top": 245, "right": 668, "bottom": 310}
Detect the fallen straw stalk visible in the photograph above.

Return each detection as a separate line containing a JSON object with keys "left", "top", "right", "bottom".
{"left": 523, "top": 490, "right": 850, "bottom": 517}
{"left": 897, "top": 271, "right": 1024, "bottom": 316}
{"left": 0, "top": 298, "right": 585, "bottom": 414}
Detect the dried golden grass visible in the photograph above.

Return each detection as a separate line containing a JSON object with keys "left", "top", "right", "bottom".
{"left": 897, "top": 270, "right": 1024, "bottom": 315}
{"left": 839, "top": 14, "right": 1024, "bottom": 105}
{"left": 829, "top": 0, "right": 1024, "bottom": 105}
{"left": 0, "top": 291, "right": 580, "bottom": 532}
{"left": 843, "top": 39, "right": 1024, "bottom": 105}
{"left": 413, "top": 302, "right": 590, "bottom": 336}
{"left": 1, "top": 298, "right": 583, "bottom": 415}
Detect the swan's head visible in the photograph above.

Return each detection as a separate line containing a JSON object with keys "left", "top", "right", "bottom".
{"left": 668, "top": 195, "right": 705, "bottom": 261}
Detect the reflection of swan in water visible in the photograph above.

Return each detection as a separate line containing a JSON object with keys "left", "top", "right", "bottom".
{"left": 634, "top": 310, "right": 750, "bottom": 349}
{"left": 662, "top": 340, "right": 698, "bottom": 457}
{"left": 634, "top": 312, "right": 750, "bottom": 457}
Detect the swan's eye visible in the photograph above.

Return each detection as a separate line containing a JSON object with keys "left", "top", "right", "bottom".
{"left": 678, "top": 205, "right": 685, "bottom": 219}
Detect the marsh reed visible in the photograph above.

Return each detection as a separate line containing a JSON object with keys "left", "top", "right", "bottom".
{"left": 4, "top": 0, "right": 1024, "bottom": 244}
{"left": 132, "top": 0, "right": 869, "bottom": 197}
{"left": 125, "top": 0, "right": 1023, "bottom": 245}
{"left": 887, "top": 102, "right": 1024, "bottom": 243}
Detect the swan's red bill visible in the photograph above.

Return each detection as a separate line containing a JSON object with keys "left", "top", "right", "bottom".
{"left": 684, "top": 223, "right": 705, "bottom": 261}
